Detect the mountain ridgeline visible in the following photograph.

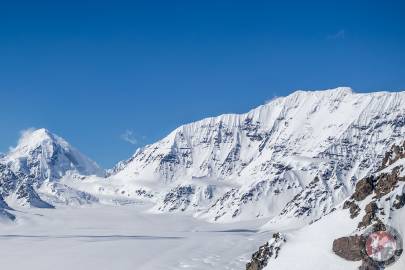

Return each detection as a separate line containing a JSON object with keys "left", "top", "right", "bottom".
{"left": 0, "top": 88, "right": 404, "bottom": 226}
{"left": 109, "top": 87, "right": 405, "bottom": 224}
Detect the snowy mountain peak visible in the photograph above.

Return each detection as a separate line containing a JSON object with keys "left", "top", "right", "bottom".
{"left": 8, "top": 128, "right": 68, "bottom": 156}
{"left": 0, "top": 128, "right": 105, "bottom": 209}
{"left": 2, "top": 128, "right": 104, "bottom": 182}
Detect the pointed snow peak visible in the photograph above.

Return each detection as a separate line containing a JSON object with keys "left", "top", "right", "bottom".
{"left": 13, "top": 128, "right": 68, "bottom": 151}
{"left": 3, "top": 128, "right": 104, "bottom": 180}
{"left": 6, "top": 128, "right": 70, "bottom": 161}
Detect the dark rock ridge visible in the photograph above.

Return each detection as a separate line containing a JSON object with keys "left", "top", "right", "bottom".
{"left": 343, "top": 165, "right": 405, "bottom": 229}
{"left": 358, "top": 202, "right": 378, "bottom": 229}
{"left": 379, "top": 141, "right": 405, "bottom": 170}
{"left": 351, "top": 177, "right": 374, "bottom": 202}
{"left": 343, "top": 200, "right": 361, "bottom": 218}
{"left": 246, "top": 233, "right": 285, "bottom": 270}
{"left": 374, "top": 169, "right": 404, "bottom": 199}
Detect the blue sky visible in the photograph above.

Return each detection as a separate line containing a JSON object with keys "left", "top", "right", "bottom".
{"left": 1, "top": 0, "right": 404, "bottom": 168}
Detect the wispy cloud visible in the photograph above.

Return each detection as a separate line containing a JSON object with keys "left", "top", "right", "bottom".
{"left": 18, "top": 128, "right": 37, "bottom": 142}
{"left": 9, "top": 127, "right": 37, "bottom": 151}
{"left": 327, "top": 29, "right": 345, "bottom": 40}
{"left": 120, "top": 130, "right": 138, "bottom": 145}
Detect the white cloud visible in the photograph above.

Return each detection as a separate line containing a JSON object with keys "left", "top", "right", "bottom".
{"left": 120, "top": 130, "right": 138, "bottom": 145}
{"left": 8, "top": 127, "right": 37, "bottom": 151}
{"left": 327, "top": 29, "right": 345, "bottom": 40}
{"left": 18, "top": 128, "right": 37, "bottom": 143}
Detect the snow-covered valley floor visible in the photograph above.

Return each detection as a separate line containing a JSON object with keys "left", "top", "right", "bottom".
{"left": 0, "top": 204, "right": 271, "bottom": 270}
{"left": 2, "top": 202, "right": 405, "bottom": 270}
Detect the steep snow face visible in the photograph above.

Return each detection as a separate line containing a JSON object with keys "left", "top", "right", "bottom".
{"left": 0, "top": 129, "right": 104, "bottom": 209}
{"left": 2, "top": 128, "right": 104, "bottom": 181}
{"left": 110, "top": 88, "right": 405, "bottom": 223}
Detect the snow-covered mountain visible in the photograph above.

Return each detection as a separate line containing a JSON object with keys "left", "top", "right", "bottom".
{"left": 246, "top": 141, "right": 405, "bottom": 270}
{"left": 0, "top": 88, "right": 403, "bottom": 227}
{"left": 0, "top": 128, "right": 104, "bottom": 211}
{"left": 3, "top": 128, "right": 104, "bottom": 180}
{"left": 108, "top": 87, "right": 405, "bottom": 224}
{"left": 0, "top": 87, "right": 403, "bottom": 269}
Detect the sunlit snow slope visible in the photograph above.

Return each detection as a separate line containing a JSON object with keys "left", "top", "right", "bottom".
{"left": 107, "top": 87, "right": 405, "bottom": 224}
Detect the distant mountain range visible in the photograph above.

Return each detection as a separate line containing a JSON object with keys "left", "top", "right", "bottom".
{"left": 0, "top": 87, "right": 404, "bottom": 228}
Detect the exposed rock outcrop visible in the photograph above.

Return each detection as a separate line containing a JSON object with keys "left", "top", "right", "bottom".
{"left": 343, "top": 200, "right": 361, "bottom": 218}
{"left": 374, "top": 172, "right": 402, "bottom": 199}
{"left": 379, "top": 141, "right": 405, "bottom": 170}
{"left": 341, "top": 146, "right": 405, "bottom": 229}
{"left": 333, "top": 141, "right": 405, "bottom": 269}
{"left": 358, "top": 202, "right": 378, "bottom": 229}
{"left": 246, "top": 233, "right": 286, "bottom": 270}
{"left": 332, "top": 235, "right": 365, "bottom": 261}
{"left": 351, "top": 177, "right": 374, "bottom": 202}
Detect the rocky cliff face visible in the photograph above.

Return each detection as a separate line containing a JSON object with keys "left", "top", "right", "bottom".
{"left": 109, "top": 88, "right": 405, "bottom": 224}
{"left": 340, "top": 141, "right": 405, "bottom": 230}
{"left": 331, "top": 141, "right": 405, "bottom": 269}
{"left": 246, "top": 233, "right": 286, "bottom": 270}
{"left": 247, "top": 141, "right": 405, "bottom": 270}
